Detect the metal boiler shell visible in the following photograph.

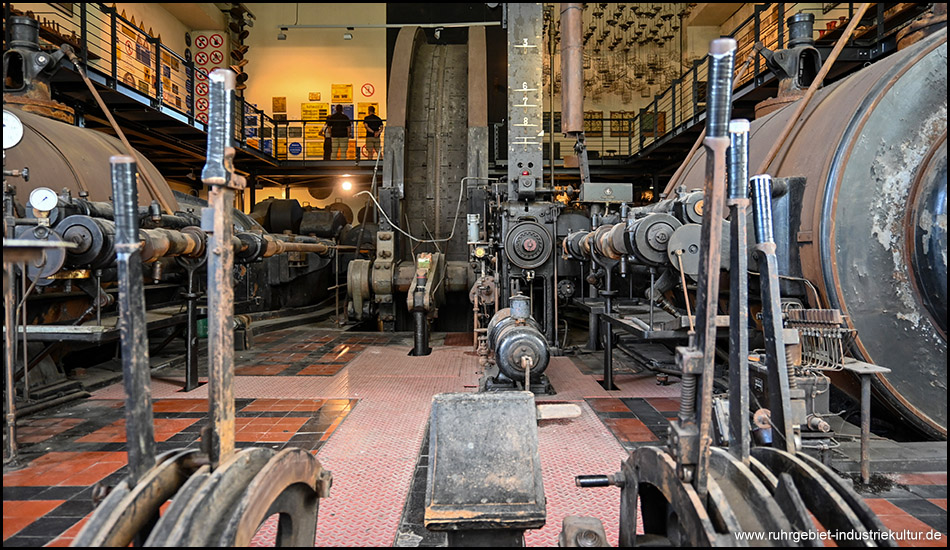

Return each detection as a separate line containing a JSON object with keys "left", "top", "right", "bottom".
{"left": 678, "top": 30, "right": 948, "bottom": 438}
{"left": 4, "top": 107, "right": 179, "bottom": 212}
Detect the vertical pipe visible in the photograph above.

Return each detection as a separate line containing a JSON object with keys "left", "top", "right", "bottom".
{"left": 560, "top": 3, "right": 584, "bottom": 133}
{"left": 4, "top": 263, "right": 18, "bottom": 464}
{"left": 111, "top": 155, "right": 156, "bottom": 486}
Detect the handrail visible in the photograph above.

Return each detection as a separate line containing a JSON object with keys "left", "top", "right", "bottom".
{"left": 10, "top": 2, "right": 906, "bottom": 167}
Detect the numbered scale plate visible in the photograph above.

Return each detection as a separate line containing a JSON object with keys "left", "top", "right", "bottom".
{"left": 507, "top": 3, "right": 544, "bottom": 184}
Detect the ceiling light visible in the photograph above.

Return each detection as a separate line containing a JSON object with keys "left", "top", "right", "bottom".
{"left": 344, "top": 27, "right": 354, "bottom": 40}
{"left": 277, "top": 27, "right": 287, "bottom": 40}
{"left": 341, "top": 181, "right": 352, "bottom": 191}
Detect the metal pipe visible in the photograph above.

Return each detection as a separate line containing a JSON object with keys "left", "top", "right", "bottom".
{"left": 262, "top": 235, "right": 330, "bottom": 257}
{"left": 111, "top": 155, "right": 156, "bottom": 487}
{"left": 560, "top": 3, "right": 584, "bottom": 133}
{"left": 4, "top": 262, "right": 18, "bottom": 464}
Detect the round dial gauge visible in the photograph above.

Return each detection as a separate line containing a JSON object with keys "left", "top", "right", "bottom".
{"left": 3, "top": 110, "right": 24, "bottom": 149}
{"left": 29, "top": 187, "right": 59, "bottom": 213}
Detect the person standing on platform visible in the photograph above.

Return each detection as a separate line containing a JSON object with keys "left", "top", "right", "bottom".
{"left": 325, "top": 104, "right": 351, "bottom": 160}
{"left": 363, "top": 106, "right": 383, "bottom": 160}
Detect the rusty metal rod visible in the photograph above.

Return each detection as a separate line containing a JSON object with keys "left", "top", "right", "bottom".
{"left": 111, "top": 155, "right": 157, "bottom": 486}
{"left": 692, "top": 38, "right": 736, "bottom": 500}
{"left": 754, "top": 2, "right": 871, "bottom": 176}
{"left": 203, "top": 69, "right": 245, "bottom": 470}
{"left": 727, "top": 120, "right": 751, "bottom": 463}
{"left": 60, "top": 45, "right": 175, "bottom": 215}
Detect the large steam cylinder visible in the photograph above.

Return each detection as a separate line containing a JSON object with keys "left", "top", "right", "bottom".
{"left": 677, "top": 29, "right": 948, "bottom": 438}
{"left": 4, "top": 107, "right": 179, "bottom": 211}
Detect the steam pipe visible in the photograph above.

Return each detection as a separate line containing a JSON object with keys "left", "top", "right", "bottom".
{"left": 560, "top": 3, "right": 584, "bottom": 133}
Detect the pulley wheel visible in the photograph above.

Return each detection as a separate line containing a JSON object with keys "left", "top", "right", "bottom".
{"left": 72, "top": 449, "right": 202, "bottom": 547}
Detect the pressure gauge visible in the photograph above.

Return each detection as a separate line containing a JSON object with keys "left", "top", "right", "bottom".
{"left": 29, "top": 187, "right": 59, "bottom": 213}
{"left": 3, "top": 110, "right": 24, "bottom": 149}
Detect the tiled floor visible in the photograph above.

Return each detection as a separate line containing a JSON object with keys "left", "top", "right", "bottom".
{"left": 3, "top": 326, "right": 947, "bottom": 547}
{"left": 3, "top": 390, "right": 355, "bottom": 547}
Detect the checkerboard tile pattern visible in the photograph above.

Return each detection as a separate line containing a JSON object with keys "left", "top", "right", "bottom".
{"left": 4, "top": 327, "right": 947, "bottom": 547}
{"left": 3, "top": 396, "right": 355, "bottom": 546}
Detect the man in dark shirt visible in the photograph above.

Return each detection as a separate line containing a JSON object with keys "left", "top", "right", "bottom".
{"left": 363, "top": 106, "right": 383, "bottom": 160}
{"left": 325, "top": 104, "right": 351, "bottom": 160}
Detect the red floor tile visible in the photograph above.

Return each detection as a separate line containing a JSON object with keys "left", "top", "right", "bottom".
{"left": 927, "top": 498, "right": 946, "bottom": 511}
{"left": 152, "top": 398, "right": 209, "bottom": 413}
{"left": 892, "top": 472, "right": 947, "bottom": 486}
{"left": 645, "top": 397, "right": 681, "bottom": 412}
{"left": 3, "top": 500, "right": 64, "bottom": 540}
{"left": 235, "top": 363, "right": 291, "bottom": 376}
{"left": 864, "top": 498, "right": 905, "bottom": 516}
{"left": 298, "top": 364, "right": 345, "bottom": 376}
{"left": 234, "top": 417, "right": 308, "bottom": 442}
{"left": 16, "top": 418, "right": 85, "bottom": 444}
{"left": 587, "top": 398, "right": 629, "bottom": 413}
{"left": 3, "top": 452, "right": 126, "bottom": 487}
{"left": 77, "top": 418, "right": 198, "bottom": 443}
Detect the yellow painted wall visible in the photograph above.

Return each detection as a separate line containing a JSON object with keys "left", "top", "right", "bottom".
{"left": 242, "top": 3, "right": 387, "bottom": 123}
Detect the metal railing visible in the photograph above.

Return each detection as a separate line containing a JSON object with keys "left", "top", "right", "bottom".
{"left": 6, "top": 3, "right": 386, "bottom": 163}
{"left": 620, "top": 3, "right": 877, "bottom": 159}
{"left": 10, "top": 3, "right": 897, "bottom": 166}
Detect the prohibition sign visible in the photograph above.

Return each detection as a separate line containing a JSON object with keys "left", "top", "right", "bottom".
{"left": 194, "top": 35, "right": 208, "bottom": 49}
{"left": 361, "top": 83, "right": 375, "bottom": 97}
{"left": 196, "top": 112, "right": 209, "bottom": 123}
{"left": 195, "top": 51, "right": 209, "bottom": 66}
{"left": 209, "top": 34, "right": 224, "bottom": 48}
{"left": 210, "top": 51, "right": 224, "bottom": 65}
{"left": 196, "top": 82, "right": 209, "bottom": 96}
{"left": 196, "top": 97, "right": 209, "bottom": 111}
{"left": 125, "top": 39, "right": 134, "bottom": 55}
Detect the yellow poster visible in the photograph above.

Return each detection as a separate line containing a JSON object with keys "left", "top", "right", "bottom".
{"left": 305, "top": 141, "right": 325, "bottom": 158}
{"left": 331, "top": 83, "right": 353, "bottom": 102}
{"left": 309, "top": 92, "right": 321, "bottom": 101}
{"left": 304, "top": 125, "right": 324, "bottom": 140}
{"left": 301, "top": 102, "right": 329, "bottom": 122}
{"left": 357, "top": 102, "right": 380, "bottom": 138}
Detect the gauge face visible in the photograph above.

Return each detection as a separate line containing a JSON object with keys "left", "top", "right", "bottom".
{"left": 29, "top": 188, "right": 59, "bottom": 212}
{"left": 3, "top": 110, "right": 24, "bottom": 149}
